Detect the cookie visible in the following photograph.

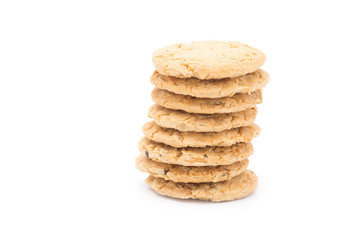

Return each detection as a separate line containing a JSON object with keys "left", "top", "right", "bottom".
{"left": 142, "top": 121, "right": 260, "bottom": 148}
{"left": 136, "top": 155, "right": 249, "bottom": 183}
{"left": 149, "top": 105, "right": 257, "bottom": 132}
{"left": 151, "top": 88, "right": 262, "bottom": 114}
{"left": 150, "top": 69, "right": 269, "bottom": 98}
{"left": 138, "top": 138, "right": 253, "bottom": 166}
{"left": 152, "top": 41, "right": 266, "bottom": 80}
{"left": 146, "top": 169, "right": 258, "bottom": 202}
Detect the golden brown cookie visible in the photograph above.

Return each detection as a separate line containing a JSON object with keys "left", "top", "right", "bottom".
{"left": 150, "top": 69, "right": 269, "bottom": 98}
{"left": 138, "top": 138, "right": 253, "bottom": 166}
{"left": 146, "top": 169, "right": 258, "bottom": 202}
{"left": 152, "top": 41, "right": 266, "bottom": 79}
{"left": 136, "top": 155, "right": 249, "bottom": 183}
{"left": 142, "top": 121, "right": 260, "bottom": 148}
{"left": 149, "top": 105, "right": 257, "bottom": 132}
{"left": 151, "top": 88, "right": 262, "bottom": 114}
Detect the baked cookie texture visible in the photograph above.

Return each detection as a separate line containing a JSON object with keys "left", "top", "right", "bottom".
{"left": 136, "top": 41, "right": 268, "bottom": 202}
{"left": 152, "top": 88, "right": 262, "bottom": 114}
{"left": 152, "top": 41, "right": 265, "bottom": 79}
{"left": 149, "top": 105, "right": 257, "bottom": 132}
{"left": 146, "top": 170, "right": 258, "bottom": 202}
{"left": 136, "top": 155, "right": 249, "bottom": 183}
{"left": 150, "top": 69, "right": 269, "bottom": 98}
{"left": 138, "top": 138, "right": 253, "bottom": 166}
{"left": 142, "top": 121, "right": 260, "bottom": 148}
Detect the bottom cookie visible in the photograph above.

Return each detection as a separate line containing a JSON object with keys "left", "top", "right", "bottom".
{"left": 146, "top": 169, "right": 258, "bottom": 202}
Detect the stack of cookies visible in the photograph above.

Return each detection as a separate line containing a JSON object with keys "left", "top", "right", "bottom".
{"left": 136, "top": 41, "right": 269, "bottom": 202}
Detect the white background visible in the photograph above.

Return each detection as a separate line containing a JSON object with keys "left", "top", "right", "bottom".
{"left": 1, "top": 0, "right": 359, "bottom": 239}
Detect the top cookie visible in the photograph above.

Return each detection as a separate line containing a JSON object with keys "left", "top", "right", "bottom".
{"left": 152, "top": 41, "right": 266, "bottom": 79}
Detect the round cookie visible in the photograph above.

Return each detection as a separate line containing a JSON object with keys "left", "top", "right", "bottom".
{"left": 146, "top": 169, "right": 258, "bottom": 202}
{"left": 136, "top": 155, "right": 249, "bottom": 183}
{"left": 151, "top": 88, "right": 262, "bottom": 114}
{"left": 138, "top": 138, "right": 253, "bottom": 166}
{"left": 149, "top": 105, "right": 257, "bottom": 132}
{"left": 142, "top": 121, "right": 260, "bottom": 148}
{"left": 152, "top": 41, "right": 266, "bottom": 80}
{"left": 150, "top": 69, "right": 269, "bottom": 98}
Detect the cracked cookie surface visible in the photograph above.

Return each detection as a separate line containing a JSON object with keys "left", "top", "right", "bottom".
{"left": 152, "top": 41, "right": 266, "bottom": 80}
{"left": 142, "top": 121, "right": 260, "bottom": 148}
{"left": 138, "top": 137, "right": 253, "bottom": 166}
{"left": 149, "top": 105, "right": 257, "bottom": 132}
{"left": 146, "top": 169, "right": 258, "bottom": 202}
{"left": 136, "top": 155, "right": 249, "bottom": 183}
{"left": 151, "top": 69, "right": 269, "bottom": 98}
{"left": 151, "top": 88, "right": 262, "bottom": 114}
